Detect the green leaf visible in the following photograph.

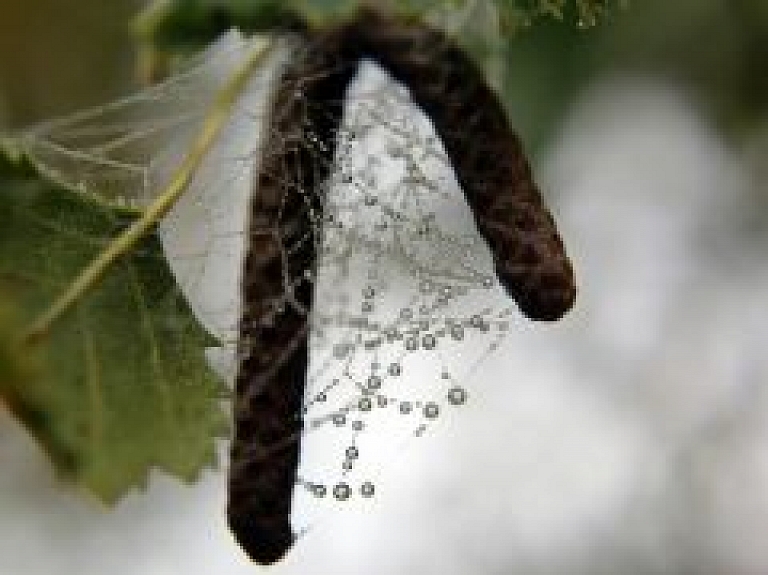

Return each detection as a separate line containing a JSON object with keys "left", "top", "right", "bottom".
{"left": 0, "top": 145, "right": 228, "bottom": 502}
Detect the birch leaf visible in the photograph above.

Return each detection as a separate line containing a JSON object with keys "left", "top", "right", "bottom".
{"left": 0, "top": 145, "right": 228, "bottom": 502}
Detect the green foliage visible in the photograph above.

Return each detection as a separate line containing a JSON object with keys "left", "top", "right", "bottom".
{"left": 593, "top": 0, "right": 768, "bottom": 137}
{"left": 137, "top": 0, "right": 624, "bottom": 53}
{"left": 0, "top": 145, "right": 228, "bottom": 502}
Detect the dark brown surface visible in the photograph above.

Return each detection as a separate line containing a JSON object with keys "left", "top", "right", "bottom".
{"left": 228, "top": 9, "right": 576, "bottom": 565}
{"left": 227, "top": 37, "right": 358, "bottom": 565}
{"left": 334, "top": 9, "right": 576, "bottom": 321}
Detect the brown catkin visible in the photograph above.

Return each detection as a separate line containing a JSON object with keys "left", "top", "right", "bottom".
{"left": 333, "top": 8, "right": 576, "bottom": 321}
{"left": 228, "top": 8, "right": 576, "bottom": 565}
{"left": 227, "top": 37, "right": 358, "bottom": 565}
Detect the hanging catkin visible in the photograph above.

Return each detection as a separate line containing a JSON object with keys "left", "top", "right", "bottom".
{"left": 227, "top": 36, "right": 359, "bottom": 565}
{"left": 334, "top": 8, "right": 576, "bottom": 321}
{"left": 228, "top": 8, "right": 575, "bottom": 565}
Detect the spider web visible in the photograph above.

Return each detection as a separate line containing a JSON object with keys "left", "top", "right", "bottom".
{"left": 290, "top": 56, "right": 516, "bottom": 534}
{"left": 19, "top": 29, "right": 519, "bottom": 542}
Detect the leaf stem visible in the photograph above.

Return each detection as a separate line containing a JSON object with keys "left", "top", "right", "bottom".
{"left": 22, "top": 37, "right": 274, "bottom": 344}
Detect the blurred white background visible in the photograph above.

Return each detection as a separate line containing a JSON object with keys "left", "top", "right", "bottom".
{"left": 2, "top": 1, "right": 768, "bottom": 574}
{"left": 2, "top": 75, "right": 768, "bottom": 574}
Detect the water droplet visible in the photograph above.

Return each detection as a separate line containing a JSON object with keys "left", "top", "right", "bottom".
{"left": 313, "top": 484, "right": 327, "bottom": 497}
{"left": 315, "top": 392, "right": 327, "bottom": 402}
{"left": 377, "top": 395, "right": 388, "bottom": 407}
{"left": 399, "top": 401, "right": 413, "bottom": 414}
{"left": 405, "top": 336, "right": 419, "bottom": 351}
{"left": 450, "top": 325, "right": 465, "bottom": 340}
{"left": 351, "top": 420, "right": 364, "bottom": 431}
{"left": 358, "top": 397, "right": 373, "bottom": 411}
{"left": 423, "top": 402, "right": 439, "bottom": 419}
{"left": 422, "top": 334, "right": 436, "bottom": 350}
{"left": 447, "top": 387, "right": 467, "bottom": 406}
{"left": 400, "top": 308, "right": 413, "bottom": 320}
{"left": 361, "top": 482, "right": 375, "bottom": 497}
{"left": 363, "top": 286, "right": 375, "bottom": 299}
{"left": 333, "top": 483, "right": 351, "bottom": 501}
{"left": 470, "top": 315, "right": 484, "bottom": 328}
{"left": 346, "top": 446, "right": 359, "bottom": 459}
{"left": 333, "top": 413, "right": 347, "bottom": 426}
{"left": 367, "top": 375, "right": 382, "bottom": 391}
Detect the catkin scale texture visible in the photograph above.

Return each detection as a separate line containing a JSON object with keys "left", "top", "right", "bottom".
{"left": 334, "top": 9, "right": 576, "bottom": 321}
{"left": 227, "top": 38, "right": 358, "bottom": 565}
{"left": 228, "top": 9, "right": 576, "bottom": 565}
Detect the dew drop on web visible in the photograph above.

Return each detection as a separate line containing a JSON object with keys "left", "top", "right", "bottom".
{"left": 291, "top": 58, "right": 515, "bottom": 535}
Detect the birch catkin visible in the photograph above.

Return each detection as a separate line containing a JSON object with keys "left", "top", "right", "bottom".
{"left": 228, "top": 8, "right": 575, "bottom": 565}
{"left": 227, "top": 38, "right": 358, "bottom": 565}
{"left": 334, "top": 9, "right": 576, "bottom": 321}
